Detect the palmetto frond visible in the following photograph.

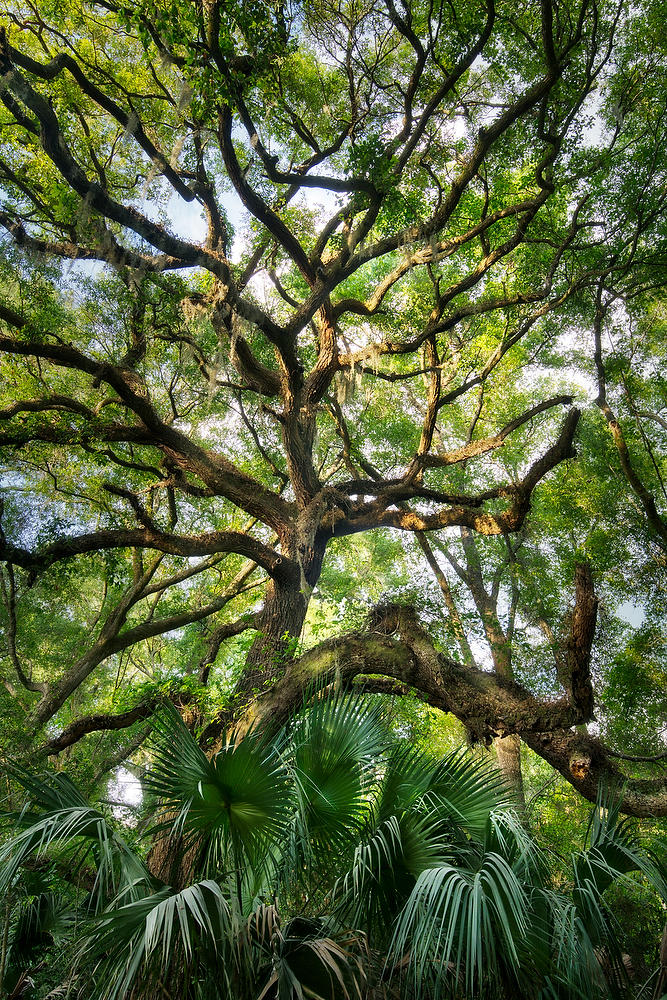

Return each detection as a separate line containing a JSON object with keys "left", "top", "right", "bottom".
{"left": 335, "top": 744, "right": 509, "bottom": 938}
{"left": 144, "top": 705, "right": 292, "bottom": 883}
{"left": 5, "top": 890, "right": 75, "bottom": 980}
{"left": 573, "top": 785, "right": 667, "bottom": 919}
{"left": 253, "top": 911, "right": 367, "bottom": 1000}
{"left": 390, "top": 851, "right": 530, "bottom": 998}
{"left": 289, "top": 694, "right": 387, "bottom": 865}
{"left": 82, "top": 879, "right": 242, "bottom": 1000}
{"left": 0, "top": 764, "right": 149, "bottom": 909}
{"left": 2, "top": 703, "right": 665, "bottom": 1000}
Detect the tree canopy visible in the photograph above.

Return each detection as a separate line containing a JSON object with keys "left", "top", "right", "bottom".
{"left": 0, "top": 0, "right": 666, "bottom": 821}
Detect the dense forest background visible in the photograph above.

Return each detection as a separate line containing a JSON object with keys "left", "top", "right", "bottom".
{"left": 0, "top": 0, "right": 667, "bottom": 995}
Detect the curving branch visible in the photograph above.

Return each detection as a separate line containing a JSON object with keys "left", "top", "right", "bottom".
{"left": 40, "top": 603, "right": 262, "bottom": 755}
{"left": 421, "top": 395, "right": 574, "bottom": 469}
{"left": 5, "top": 40, "right": 195, "bottom": 201}
{"left": 221, "top": 590, "right": 667, "bottom": 817}
{"left": 593, "top": 296, "right": 667, "bottom": 550}
{"left": 0, "top": 565, "right": 46, "bottom": 696}
{"left": 0, "top": 319, "right": 294, "bottom": 532}
{"left": 321, "top": 407, "right": 580, "bottom": 539}
{"left": 42, "top": 700, "right": 158, "bottom": 755}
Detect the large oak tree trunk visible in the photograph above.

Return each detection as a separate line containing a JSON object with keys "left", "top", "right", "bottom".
{"left": 235, "top": 534, "right": 326, "bottom": 703}
{"left": 236, "top": 579, "right": 309, "bottom": 700}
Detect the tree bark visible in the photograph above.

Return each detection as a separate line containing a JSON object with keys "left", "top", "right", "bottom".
{"left": 237, "top": 577, "right": 309, "bottom": 699}
{"left": 200, "top": 595, "right": 667, "bottom": 818}
{"left": 453, "top": 529, "right": 528, "bottom": 813}
{"left": 234, "top": 530, "right": 326, "bottom": 704}
{"left": 494, "top": 734, "right": 526, "bottom": 814}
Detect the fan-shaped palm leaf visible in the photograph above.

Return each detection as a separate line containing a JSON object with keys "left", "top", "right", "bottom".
{"left": 391, "top": 852, "right": 530, "bottom": 998}
{"left": 539, "top": 891, "right": 608, "bottom": 1000}
{"left": 336, "top": 744, "right": 508, "bottom": 939}
{"left": 337, "top": 809, "right": 454, "bottom": 937}
{"left": 290, "top": 694, "right": 387, "bottom": 847}
{"left": 572, "top": 786, "right": 667, "bottom": 946}
{"left": 5, "top": 890, "right": 75, "bottom": 982}
{"left": 3, "top": 701, "right": 666, "bottom": 1000}
{"left": 422, "top": 749, "right": 512, "bottom": 840}
{"left": 144, "top": 705, "right": 292, "bottom": 884}
{"left": 83, "top": 879, "right": 240, "bottom": 1000}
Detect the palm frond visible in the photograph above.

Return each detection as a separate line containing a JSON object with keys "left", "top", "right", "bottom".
{"left": 290, "top": 694, "right": 387, "bottom": 849}
{"left": 6, "top": 892, "right": 75, "bottom": 974}
{"left": 83, "top": 879, "right": 239, "bottom": 1000}
{"left": 572, "top": 786, "right": 667, "bottom": 942}
{"left": 3, "top": 700, "right": 666, "bottom": 1000}
{"left": 0, "top": 768, "right": 148, "bottom": 910}
{"left": 144, "top": 705, "right": 292, "bottom": 882}
{"left": 337, "top": 808, "right": 458, "bottom": 938}
{"left": 255, "top": 913, "right": 367, "bottom": 1000}
{"left": 377, "top": 743, "right": 508, "bottom": 839}
{"left": 540, "top": 890, "right": 608, "bottom": 999}
{"left": 423, "top": 748, "right": 511, "bottom": 840}
{"left": 4, "top": 765, "right": 90, "bottom": 815}
{"left": 484, "top": 809, "right": 546, "bottom": 883}
{"left": 390, "top": 852, "right": 529, "bottom": 998}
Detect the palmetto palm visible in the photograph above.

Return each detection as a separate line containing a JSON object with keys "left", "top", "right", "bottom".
{"left": 1, "top": 697, "right": 664, "bottom": 1000}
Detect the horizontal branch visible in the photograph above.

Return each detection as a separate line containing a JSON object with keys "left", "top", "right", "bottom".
{"left": 107, "top": 607, "right": 259, "bottom": 660}
{"left": 322, "top": 408, "right": 580, "bottom": 539}
{"left": 42, "top": 700, "right": 157, "bottom": 755}
{"left": 0, "top": 210, "right": 182, "bottom": 274}
{"left": 0, "top": 320, "right": 294, "bottom": 531}
{"left": 39, "top": 605, "right": 262, "bottom": 751}
{"left": 0, "top": 526, "right": 292, "bottom": 583}
{"left": 524, "top": 730, "right": 667, "bottom": 818}
{"left": 421, "top": 395, "right": 574, "bottom": 469}
{"left": 240, "top": 605, "right": 583, "bottom": 737}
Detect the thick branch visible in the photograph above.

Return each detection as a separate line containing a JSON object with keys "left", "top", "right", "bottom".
{"left": 237, "top": 604, "right": 582, "bottom": 738}
{"left": 563, "top": 562, "right": 597, "bottom": 718}
{"left": 421, "top": 395, "right": 574, "bottom": 469}
{"left": 226, "top": 602, "right": 666, "bottom": 817}
{"left": 0, "top": 525, "right": 291, "bottom": 583}
{"left": 524, "top": 730, "right": 667, "bottom": 818}
{"left": 6, "top": 42, "right": 195, "bottom": 201}
{"left": 322, "top": 408, "right": 580, "bottom": 539}
{"left": 43, "top": 701, "right": 158, "bottom": 755}
{"left": 0, "top": 320, "right": 294, "bottom": 531}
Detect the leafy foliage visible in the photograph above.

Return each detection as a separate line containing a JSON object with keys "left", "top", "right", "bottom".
{"left": 1, "top": 697, "right": 665, "bottom": 1000}
{"left": 0, "top": 0, "right": 667, "bottom": 995}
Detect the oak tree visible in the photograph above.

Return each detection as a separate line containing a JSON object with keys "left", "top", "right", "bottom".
{"left": 0, "top": 0, "right": 666, "bottom": 813}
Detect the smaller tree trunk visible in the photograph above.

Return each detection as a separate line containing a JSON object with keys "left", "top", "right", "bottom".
{"left": 0, "top": 892, "right": 12, "bottom": 998}
{"left": 493, "top": 733, "right": 527, "bottom": 815}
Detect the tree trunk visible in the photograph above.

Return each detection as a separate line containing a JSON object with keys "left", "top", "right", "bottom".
{"left": 458, "top": 529, "right": 527, "bottom": 815}
{"left": 235, "top": 534, "right": 326, "bottom": 705}
{"left": 0, "top": 892, "right": 11, "bottom": 999}
{"left": 493, "top": 733, "right": 527, "bottom": 815}
{"left": 237, "top": 578, "right": 309, "bottom": 698}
